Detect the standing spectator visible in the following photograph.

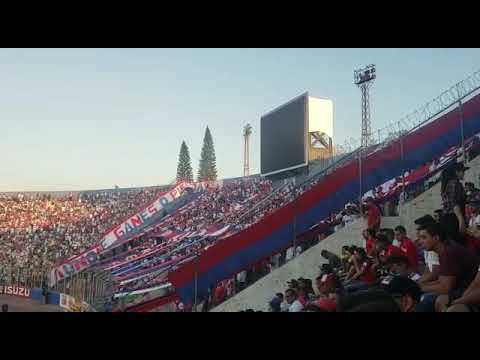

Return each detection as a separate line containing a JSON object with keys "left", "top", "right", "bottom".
{"left": 441, "top": 163, "right": 468, "bottom": 236}
{"left": 365, "top": 197, "right": 381, "bottom": 232}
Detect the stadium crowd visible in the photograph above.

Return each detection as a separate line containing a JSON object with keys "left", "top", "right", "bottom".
{"left": 0, "top": 187, "right": 163, "bottom": 273}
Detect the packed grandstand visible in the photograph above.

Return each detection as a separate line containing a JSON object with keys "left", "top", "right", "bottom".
{"left": 2, "top": 70, "right": 480, "bottom": 313}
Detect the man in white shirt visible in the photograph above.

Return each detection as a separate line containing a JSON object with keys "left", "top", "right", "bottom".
{"left": 284, "top": 288, "right": 304, "bottom": 312}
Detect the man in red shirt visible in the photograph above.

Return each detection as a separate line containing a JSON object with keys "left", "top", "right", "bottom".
{"left": 344, "top": 248, "right": 376, "bottom": 293}
{"left": 373, "top": 233, "right": 404, "bottom": 273}
{"left": 363, "top": 228, "right": 378, "bottom": 257}
{"left": 365, "top": 198, "right": 381, "bottom": 232}
{"left": 394, "top": 225, "right": 419, "bottom": 271}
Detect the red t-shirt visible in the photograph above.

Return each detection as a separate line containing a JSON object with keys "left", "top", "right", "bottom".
{"left": 359, "top": 260, "right": 376, "bottom": 284}
{"left": 366, "top": 236, "right": 377, "bottom": 256}
{"left": 399, "top": 237, "right": 418, "bottom": 271}
{"left": 213, "top": 285, "right": 225, "bottom": 303}
{"left": 367, "top": 204, "right": 381, "bottom": 230}
{"left": 386, "top": 244, "right": 404, "bottom": 258}
{"left": 316, "top": 297, "right": 337, "bottom": 312}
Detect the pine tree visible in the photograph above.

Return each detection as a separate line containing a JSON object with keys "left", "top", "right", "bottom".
{"left": 176, "top": 141, "right": 194, "bottom": 183}
{"left": 197, "top": 126, "right": 218, "bottom": 182}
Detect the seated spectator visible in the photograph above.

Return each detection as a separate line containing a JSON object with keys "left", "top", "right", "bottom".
{"left": 414, "top": 215, "right": 440, "bottom": 285}
{"left": 302, "top": 304, "right": 329, "bottom": 312}
{"left": 268, "top": 293, "right": 284, "bottom": 312}
{"left": 363, "top": 228, "right": 377, "bottom": 257}
{"left": 446, "top": 265, "right": 480, "bottom": 312}
{"left": 386, "top": 255, "right": 421, "bottom": 281}
{"left": 314, "top": 273, "right": 342, "bottom": 312}
{"left": 433, "top": 209, "right": 443, "bottom": 223}
{"left": 373, "top": 233, "right": 404, "bottom": 273}
{"left": 337, "top": 289, "right": 401, "bottom": 312}
{"left": 380, "top": 275, "right": 422, "bottom": 312}
{"left": 321, "top": 250, "right": 342, "bottom": 270}
{"left": 465, "top": 182, "right": 480, "bottom": 203}
{"left": 417, "top": 222, "right": 479, "bottom": 312}
{"left": 344, "top": 248, "right": 376, "bottom": 293}
{"left": 468, "top": 204, "right": 480, "bottom": 229}
{"left": 394, "top": 225, "right": 419, "bottom": 271}
{"left": 284, "top": 288, "right": 304, "bottom": 312}
{"left": 341, "top": 246, "right": 354, "bottom": 273}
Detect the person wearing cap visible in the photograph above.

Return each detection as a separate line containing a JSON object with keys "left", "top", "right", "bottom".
{"left": 381, "top": 276, "right": 422, "bottom": 312}
{"left": 441, "top": 162, "right": 469, "bottom": 236}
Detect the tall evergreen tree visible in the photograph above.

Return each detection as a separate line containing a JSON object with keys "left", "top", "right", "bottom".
{"left": 197, "top": 126, "right": 218, "bottom": 182}
{"left": 176, "top": 141, "right": 194, "bottom": 183}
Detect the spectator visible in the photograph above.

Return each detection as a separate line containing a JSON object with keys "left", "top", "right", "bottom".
{"left": 441, "top": 163, "right": 468, "bottom": 236}
{"left": 433, "top": 209, "right": 443, "bottom": 223}
{"left": 344, "top": 248, "right": 376, "bottom": 293}
{"left": 468, "top": 205, "right": 480, "bottom": 229}
{"left": 373, "top": 233, "right": 404, "bottom": 272}
{"left": 337, "top": 290, "right": 401, "bottom": 312}
{"left": 417, "top": 222, "right": 479, "bottom": 312}
{"left": 302, "top": 304, "right": 329, "bottom": 312}
{"left": 465, "top": 182, "right": 480, "bottom": 203}
{"left": 268, "top": 293, "right": 284, "bottom": 312}
{"left": 363, "top": 228, "right": 377, "bottom": 257}
{"left": 385, "top": 255, "right": 421, "bottom": 281}
{"left": 446, "top": 265, "right": 480, "bottom": 312}
{"left": 365, "top": 197, "right": 381, "bottom": 232}
{"left": 320, "top": 250, "right": 342, "bottom": 270}
{"left": 284, "top": 288, "right": 304, "bottom": 312}
{"left": 394, "top": 225, "right": 419, "bottom": 271}
{"left": 381, "top": 276, "right": 422, "bottom": 312}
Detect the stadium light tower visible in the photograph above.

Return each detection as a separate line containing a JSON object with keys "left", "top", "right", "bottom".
{"left": 243, "top": 124, "right": 252, "bottom": 177}
{"left": 354, "top": 64, "right": 376, "bottom": 149}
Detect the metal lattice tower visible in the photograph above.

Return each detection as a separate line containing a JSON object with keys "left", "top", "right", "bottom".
{"left": 243, "top": 124, "right": 252, "bottom": 177}
{"left": 354, "top": 64, "right": 376, "bottom": 149}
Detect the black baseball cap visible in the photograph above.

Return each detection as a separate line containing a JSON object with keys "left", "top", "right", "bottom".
{"left": 414, "top": 214, "right": 436, "bottom": 229}
{"left": 381, "top": 276, "right": 422, "bottom": 302}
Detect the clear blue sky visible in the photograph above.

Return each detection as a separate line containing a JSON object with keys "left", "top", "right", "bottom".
{"left": 1, "top": 48, "right": 479, "bottom": 192}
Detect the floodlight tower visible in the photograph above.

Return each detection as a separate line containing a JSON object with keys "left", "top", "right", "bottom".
{"left": 354, "top": 64, "right": 376, "bottom": 149}
{"left": 243, "top": 124, "right": 252, "bottom": 177}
